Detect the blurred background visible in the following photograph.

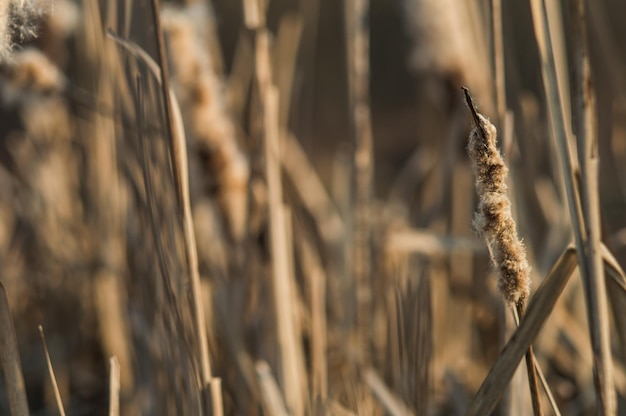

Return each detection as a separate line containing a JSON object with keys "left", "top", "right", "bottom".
{"left": 0, "top": 0, "right": 626, "bottom": 414}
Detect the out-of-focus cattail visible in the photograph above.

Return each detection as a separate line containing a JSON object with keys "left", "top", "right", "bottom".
{"left": 464, "top": 88, "right": 530, "bottom": 304}
{"left": 0, "top": 0, "right": 49, "bottom": 60}
{"left": 1, "top": 47, "right": 65, "bottom": 100}
{"left": 404, "top": 0, "right": 494, "bottom": 114}
{"left": 162, "top": 5, "right": 249, "bottom": 243}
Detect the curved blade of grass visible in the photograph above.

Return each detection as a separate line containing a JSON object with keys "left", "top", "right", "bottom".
{"left": 466, "top": 246, "right": 577, "bottom": 416}
{"left": 108, "top": 28, "right": 218, "bottom": 412}
{"left": 38, "top": 325, "right": 66, "bottom": 416}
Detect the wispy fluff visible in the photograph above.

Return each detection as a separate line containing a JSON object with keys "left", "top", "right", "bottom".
{"left": 0, "top": 0, "right": 50, "bottom": 60}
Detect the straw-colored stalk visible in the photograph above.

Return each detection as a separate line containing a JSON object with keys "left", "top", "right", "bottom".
{"left": 149, "top": 1, "right": 221, "bottom": 413}
{"left": 570, "top": 0, "right": 614, "bottom": 412}
{"left": 529, "top": 0, "right": 615, "bottom": 412}
{"left": 246, "top": 2, "right": 307, "bottom": 411}
{"left": 109, "top": 356, "right": 120, "bottom": 416}
{"left": 344, "top": 0, "right": 373, "bottom": 339}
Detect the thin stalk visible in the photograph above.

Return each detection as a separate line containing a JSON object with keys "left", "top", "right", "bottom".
{"left": 515, "top": 302, "right": 543, "bottom": 416}
{"left": 570, "top": 0, "right": 614, "bottom": 412}
{"left": 38, "top": 326, "right": 66, "bottom": 416}
{"left": 466, "top": 247, "right": 578, "bottom": 415}
{"left": 147, "top": 2, "right": 217, "bottom": 413}
{"left": 109, "top": 356, "right": 120, "bottom": 416}
{"left": 344, "top": 0, "right": 374, "bottom": 336}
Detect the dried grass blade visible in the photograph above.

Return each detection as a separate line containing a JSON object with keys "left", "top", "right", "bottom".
{"left": 0, "top": 282, "right": 29, "bottom": 416}
{"left": 255, "top": 361, "right": 289, "bottom": 416}
{"left": 38, "top": 325, "right": 66, "bottom": 416}
{"left": 254, "top": 18, "right": 307, "bottom": 413}
{"left": 295, "top": 233, "right": 328, "bottom": 400}
{"left": 363, "top": 368, "right": 415, "bottom": 416}
{"left": 281, "top": 132, "right": 344, "bottom": 247}
{"left": 534, "top": 362, "right": 561, "bottom": 416}
{"left": 465, "top": 246, "right": 577, "bottom": 416}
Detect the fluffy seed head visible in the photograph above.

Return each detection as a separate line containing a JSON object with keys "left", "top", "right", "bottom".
{"left": 466, "top": 102, "right": 531, "bottom": 304}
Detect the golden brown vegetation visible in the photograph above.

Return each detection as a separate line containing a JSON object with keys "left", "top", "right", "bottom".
{"left": 0, "top": 0, "right": 625, "bottom": 415}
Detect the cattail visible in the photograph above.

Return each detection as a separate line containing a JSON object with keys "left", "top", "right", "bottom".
{"left": 0, "top": 0, "right": 49, "bottom": 61}
{"left": 162, "top": 5, "right": 249, "bottom": 243}
{"left": 464, "top": 87, "right": 530, "bottom": 304}
{"left": 1, "top": 47, "right": 65, "bottom": 97}
{"left": 404, "top": 0, "right": 494, "bottom": 114}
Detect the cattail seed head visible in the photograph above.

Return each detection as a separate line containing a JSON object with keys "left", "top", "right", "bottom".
{"left": 465, "top": 91, "right": 531, "bottom": 304}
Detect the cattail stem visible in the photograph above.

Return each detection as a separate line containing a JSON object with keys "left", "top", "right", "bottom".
{"left": 516, "top": 301, "right": 543, "bottom": 416}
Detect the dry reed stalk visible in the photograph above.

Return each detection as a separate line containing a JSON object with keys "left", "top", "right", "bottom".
{"left": 79, "top": 1, "right": 136, "bottom": 409}
{"left": 571, "top": 1, "right": 615, "bottom": 412}
{"left": 38, "top": 325, "right": 65, "bottom": 416}
{"left": 529, "top": 0, "right": 615, "bottom": 412}
{"left": 226, "top": 32, "right": 254, "bottom": 121}
{"left": 281, "top": 132, "right": 344, "bottom": 247}
{"left": 363, "top": 368, "right": 415, "bottom": 416}
{"left": 389, "top": 262, "right": 432, "bottom": 415}
{"left": 0, "top": 282, "right": 28, "bottom": 416}
{"left": 162, "top": 5, "right": 250, "bottom": 243}
{"left": 109, "top": 356, "right": 120, "bottom": 416}
{"left": 148, "top": 2, "right": 221, "bottom": 413}
{"left": 510, "top": 307, "right": 562, "bottom": 416}
{"left": 265, "top": 89, "right": 306, "bottom": 416}
{"left": 255, "top": 361, "right": 290, "bottom": 416}
{"left": 94, "top": 272, "right": 133, "bottom": 393}
{"left": 463, "top": 88, "right": 542, "bottom": 415}
{"left": 602, "top": 244, "right": 626, "bottom": 365}
{"left": 274, "top": 14, "right": 303, "bottom": 130}
{"left": 344, "top": 0, "right": 374, "bottom": 344}
{"left": 295, "top": 232, "right": 328, "bottom": 400}
{"left": 466, "top": 246, "right": 577, "bottom": 414}
{"left": 247, "top": 3, "right": 307, "bottom": 410}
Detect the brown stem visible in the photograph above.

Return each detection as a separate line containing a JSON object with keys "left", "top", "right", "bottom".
{"left": 516, "top": 300, "right": 543, "bottom": 416}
